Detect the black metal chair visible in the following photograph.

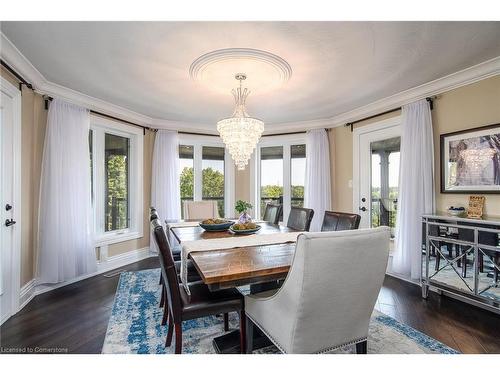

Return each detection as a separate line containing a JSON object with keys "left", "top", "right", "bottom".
{"left": 151, "top": 219, "right": 246, "bottom": 353}
{"left": 286, "top": 207, "right": 314, "bottom": 231}
{"left": 263, "top": 203, "right": 282, "bottom": 225}
{"left": 321, "top": 211, "right": 360, "bottom": 231}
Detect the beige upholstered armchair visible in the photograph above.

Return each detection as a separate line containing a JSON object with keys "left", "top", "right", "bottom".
{"left": 244, "top": 227, "right": 390, "bottom": 354}
{"left": 183, "top": 200, "right": 219, "bottom": 220}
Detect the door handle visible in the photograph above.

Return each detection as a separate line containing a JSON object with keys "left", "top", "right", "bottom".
{"left": 5, "top": 219, "right": 16, "bottom": 227}
{"left": 359, "top": 207, "right": 367, "bottom": 212}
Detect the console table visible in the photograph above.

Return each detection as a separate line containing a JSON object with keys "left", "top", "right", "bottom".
{"left": 421, "top": 213, "right": 500, "bottom": 314}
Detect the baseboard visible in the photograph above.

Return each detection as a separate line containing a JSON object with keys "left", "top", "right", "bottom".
{"left": 17, "top": 247, "right": 154, "bottom": 314}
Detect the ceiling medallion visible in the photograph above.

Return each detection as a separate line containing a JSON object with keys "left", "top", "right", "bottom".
{"left": 217, "top": 73, "right": 264, "bottom": 170}
{"left": 189, "top": 48, "right": 292, "bottom": 94}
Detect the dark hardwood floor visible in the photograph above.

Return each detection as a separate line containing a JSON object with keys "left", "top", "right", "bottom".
{"left": 1, "top": 257, "right": 499, "bottom": 354}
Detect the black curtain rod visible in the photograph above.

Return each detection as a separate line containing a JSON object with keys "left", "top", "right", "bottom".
{"left": 344, "top": 97, "right": 435, "bottom": 132}
{"left": 1, "top": 59, "right": 34, "bottom": 91}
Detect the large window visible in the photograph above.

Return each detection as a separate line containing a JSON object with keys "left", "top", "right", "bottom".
{"left": 90, "top": 116, "right": 143, "bottom": 245}
{"left": 178, "top": 136, "right": 234, "bottom": 219}
{"left": 179, "top": 145, "right": 194, "bottom": 218}
{"left": 202, "top": 146, "right": 225, "bottom": 217}
{"left": 254, "top": 135, "right": 307, "bottom": 222}
{"left": 291, "top": 144, "right": 306, "bottom": 208}
{"left": 260, "top": 146, "right": 284, "bottom": 218}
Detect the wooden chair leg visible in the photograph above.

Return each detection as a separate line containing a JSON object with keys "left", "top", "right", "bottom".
{"left": 478, "top": 252, "right": 484, "bottom": 273}
{"left": 161, "top": 289, "right": 169, "bottom": 326}
{"left": 165, "top": 312, "right": 174, "bottom": 348}
{"left": 160, "top": 285, "right": 165, "bottom": 308}
{"left": 159, "top": 273, "right": 163, "bottom": 285}
{"left": 456, "top": 246, "right": 462, "bottom": 267}
{"left": 245, "top": 315, "right": 254, "bottom": 354}
{"left": 174, "top": 323, "right": 182, "bottom": 354}
{"left": 356, "top": 340, "right": 367, "bottom": 354}
{"left": 223, "top": 313, "right": 229, "bottom": 332}
{"left": 239, "top": 311, "right": 246, "bottom": 354}
{"left": 462, "top": 248, "right": 467, "bottom": 278}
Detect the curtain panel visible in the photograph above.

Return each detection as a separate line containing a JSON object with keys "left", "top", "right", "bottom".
{"left": 150, "top": 130, "right": 181, "bottom": 251}
{"left": 304, "top": 129, "right": 332, "bottom": 232}
{"left": 393, "top": 99, "right": 435, "bottom": 280}
{"left": 37, "top": 99, "right": 96, "bottom": 284}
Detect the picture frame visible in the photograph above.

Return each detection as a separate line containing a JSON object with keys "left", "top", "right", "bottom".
{"left": 440, "top": 123, "right": 500, "bottom": 194}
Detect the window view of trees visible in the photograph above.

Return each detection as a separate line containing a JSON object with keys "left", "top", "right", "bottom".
{"left": 104, "top": 133, "right": 129, "bottom": 231}
{"left": 179, "top": 145, "right": 225, "bottom": 218}
{"left": 259, "top": 144, "right": 306, "bottom": 218}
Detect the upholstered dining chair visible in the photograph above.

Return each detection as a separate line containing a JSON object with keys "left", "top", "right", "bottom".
{"left": 263, "top": 203, "right": 282, "bottom": 225}
{"left": 183, "top": 200, "right": 219, "bottom": 220}
{"left": 321, "top": 211, "right": 361, "bottom": 231}
{"left": 286, "top": 207, "right": 314, "bottom": 231}
{"left": 244, "top": 227, "right": 390, "bottom": 354}
{"left": 151, "top": 219, "right": 246, "bottom": 353}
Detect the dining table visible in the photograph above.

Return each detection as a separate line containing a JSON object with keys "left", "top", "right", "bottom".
{"left": 167, "top": 220, "right": 301, "bottom": 353}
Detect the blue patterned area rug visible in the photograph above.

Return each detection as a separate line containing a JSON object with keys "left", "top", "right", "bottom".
{"left": 102, "top": 269, "right": 459, "bottom": 354}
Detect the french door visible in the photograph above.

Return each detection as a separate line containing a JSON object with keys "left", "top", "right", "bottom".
{"left": 1, "top": 78, "right": 21, "bottom": 324}
{"left": 353, "top": 117, "right": 401, "bottom": 235}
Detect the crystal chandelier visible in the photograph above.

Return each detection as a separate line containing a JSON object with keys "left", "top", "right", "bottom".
{"left": 217, "top": 73, "right": 264, "bottom": 170}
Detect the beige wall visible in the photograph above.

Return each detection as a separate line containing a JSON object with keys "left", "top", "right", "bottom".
{"left": 234, "top": 166, "right": 251, "bottom": 205}
{"left": 331, "top": 75, "right": 500, "bottom": 216}
{"left": 432, "top": 75, "right": 500, "bottom": 216}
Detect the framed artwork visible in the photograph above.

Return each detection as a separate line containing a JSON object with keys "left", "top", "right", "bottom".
{"left": 441, "top": 123, "right": 500, "bottom": 194}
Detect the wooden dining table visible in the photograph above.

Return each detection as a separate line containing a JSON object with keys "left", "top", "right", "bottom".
{"left": 169, "top": 222, "right": 298, "bottom": 292}
{"left": 168, "top": 221, "right": 300, "bottom": 353}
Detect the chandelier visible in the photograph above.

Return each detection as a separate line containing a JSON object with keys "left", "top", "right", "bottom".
{"left": 217, "top": 73, "right": 264, "bottom": 170}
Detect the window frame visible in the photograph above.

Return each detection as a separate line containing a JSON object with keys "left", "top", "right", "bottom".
{"left": 251, "top": 134, "right": 307, "bottom": 222}
{"left": 178, "top": 134, "right": 235, "bottom": 218}
{"left": 90, "top": 115, "right": 144, "bottom": 246}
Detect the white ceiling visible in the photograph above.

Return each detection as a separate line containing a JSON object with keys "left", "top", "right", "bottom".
{"left": 2, "top": 21, "right": 500, "bottom": 129}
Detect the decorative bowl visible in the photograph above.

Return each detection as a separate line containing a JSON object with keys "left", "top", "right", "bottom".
{"left": 229, "top": 224, "right": 261, "bottom": 235}
{"left": 447, "top": 207, "right": 466, "bottom": 217}
{"left": 199, "top": 221, "right": 234, "bottom": 232}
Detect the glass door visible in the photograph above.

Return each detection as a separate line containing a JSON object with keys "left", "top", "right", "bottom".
{"left": 355, "top": 120, "right": 401, "bottom": 236}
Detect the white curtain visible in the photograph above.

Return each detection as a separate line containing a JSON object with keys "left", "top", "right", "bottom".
{"left": 37, "top": 99, "right": 96, "bottom": 284}
{"left": 150, "top": 130, "right": 181, "bottom": 251}
{"left": 304, "top": 129, "right": 332, "bottom": 232}
{"left": 393, "top": 99, "right": 435, "bottom": 280}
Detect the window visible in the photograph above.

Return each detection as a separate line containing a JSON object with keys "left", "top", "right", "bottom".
{"left": 260, "top": 146, "right": 284, "bottom": 218}
{"left": 253, "top": 135, "right": 307, "bottom": 222}
{"left": 90, "top": 116, "right": 143, "bottom": 246}
{"left": 104, "top": 133, "right": 129, "bottom": 231}
{"left": 179, "top": 145, "right": 194, "bottom": 218}
{"left": 290, "top": 144, "right": 306, "bottom": 208}
{"left": 178, "top": 135, "right": 234, "bottom": 219}
{"left": 202, "top": 146, "right": 225, "bottom": 217}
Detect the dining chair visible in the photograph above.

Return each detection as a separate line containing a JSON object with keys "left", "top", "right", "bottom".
{"left": 150, "top": 207, "right": 201, "bottom": 318}
{"left": 244, "top": 227, "right": 390, "bottom": 354}
{"left": 263, "top": 203, "right": 282, "bottom": 225}
{"left": 321, "top": 211, "right": 361, "bottom": 231}
{"left": 150, "top": 208, "right": 181, "bottom": 261}
{"left": 286, "top": 207, "right": 314, "bottom": 231}
{"left": 151, "top": 218, "right": 246, "bottom": 353}
{"left": 183, "top": 200, "right": 219, "bottom": 220}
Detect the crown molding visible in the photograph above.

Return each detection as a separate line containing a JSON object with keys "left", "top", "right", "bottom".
{"left": 2, "top": 32, "right": 499, "bottom": 134}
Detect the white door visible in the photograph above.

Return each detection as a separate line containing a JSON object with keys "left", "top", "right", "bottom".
{"left": 1, "top": 78, "right": 21, "bottom": 325}
{"left": 353, "top": 117, "right": 401, "bottom": 233}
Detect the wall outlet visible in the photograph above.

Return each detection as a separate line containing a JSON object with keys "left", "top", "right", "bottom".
{"left": 348, "top": 179, "right": 353, "bottom": 188}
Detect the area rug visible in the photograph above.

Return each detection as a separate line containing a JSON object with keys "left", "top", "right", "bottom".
{"left": 102, "top": 269, "right": 459, "bottom": 354}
